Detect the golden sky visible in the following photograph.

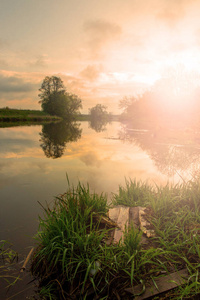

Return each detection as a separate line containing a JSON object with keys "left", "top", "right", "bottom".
{"left": 1, "top": 0, "right": 200, "bottom": 113}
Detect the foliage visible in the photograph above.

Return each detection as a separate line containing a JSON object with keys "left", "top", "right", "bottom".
{"left": 89, "top": 104, "right": 109, "bottom": 120}
{"left": 38, "top": 76, "right": 65, "bottom": 103}
{"left": 39, "top": 76, "right": 82, "bottom": 119}
{"left": 89, "top": 104, "right": 111, "bottom": 132}
{"left": 112, "top": 178, "right": 154, "bottom": 207}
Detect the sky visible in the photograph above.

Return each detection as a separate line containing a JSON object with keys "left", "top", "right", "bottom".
{"left": 1, "top": 0, "right": 200, "bottom": 113}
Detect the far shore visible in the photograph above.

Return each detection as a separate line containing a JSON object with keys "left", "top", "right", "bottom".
{"left": 0, "top": 108, "right": 120, "bottom": 125}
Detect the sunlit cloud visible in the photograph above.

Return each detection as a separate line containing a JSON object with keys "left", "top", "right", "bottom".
{"left": 156, "top": 0, "right": 199, "bottom": 25}
{"left": 79, "top": 64, "right": 103, "bottom": 81}
{"left": 80, "top": 151, "right": 102, "bottom": 167}
{"left": 83, "top": 19, "right": 122, "bottom": 58}
{"left": 27, "top": 54, "right": 49, "bottom": 70}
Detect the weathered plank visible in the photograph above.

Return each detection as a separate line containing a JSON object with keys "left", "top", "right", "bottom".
{"left": 108, "top": 205, "right": 155, "bottom": 244}
{"left": 138, "top": 207, "right": 155, "bottom": 238}
{"left": 129, "top": 206, "right": 141, "bottom": 228}
{"left": 108, "top": 207, "right": 121, "bottom": 223}
{"left": 125, "top": 268, "right": 189, "bottom": 299}
{"left": 108, "top": 206, "right": 130, "bottom": 243}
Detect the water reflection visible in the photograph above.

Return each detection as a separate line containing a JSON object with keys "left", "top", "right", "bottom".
{"left": 119, "top": 123, "right": 200, "bottom": 177}
{"left": 2, "top": 121, "right": 199, "bottom": 262}
{"left": 39, "top": 121, "right": 82, "bottom": 158}
{"left": 89, "top": 118, "right": 110, "bottom": 132}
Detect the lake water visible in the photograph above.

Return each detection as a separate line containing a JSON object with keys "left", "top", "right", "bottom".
{"left": 1, "top": 120, "right": 200, "bottom": 256}
{"left": 1, "top": 120, "right": 200, "bottom": 298}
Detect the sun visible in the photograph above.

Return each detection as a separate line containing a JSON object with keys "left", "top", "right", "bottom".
{"left": 152, "top": 65, "right": 200, "bottom": 113}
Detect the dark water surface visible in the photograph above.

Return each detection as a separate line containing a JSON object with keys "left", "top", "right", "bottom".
{"left": 1, "top": 120, "right": 200, "bottom": 298}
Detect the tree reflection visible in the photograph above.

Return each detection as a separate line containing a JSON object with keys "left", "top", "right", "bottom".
{"left": 119, "top": 123, "right": 200, "bottom": 177}
{"left": 89, "top": 118, "right": 110, "bottom": 132}
{"left": 40, "top": 121, "right": 82, "bottom": 158}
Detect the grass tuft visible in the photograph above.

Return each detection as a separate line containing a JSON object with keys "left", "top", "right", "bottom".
{"left": 31, "top": 178, "right": 200, "bottom": 299}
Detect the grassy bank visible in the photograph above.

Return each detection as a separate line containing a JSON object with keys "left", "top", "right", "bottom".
{"left": 0, "top": 108, "right": 61, "bottom": 123}
{"left": 31, "top": 178, "right": 200, "bottom": 299}
{"left": 0, "top": 108, "right": 119, "bottom": 125}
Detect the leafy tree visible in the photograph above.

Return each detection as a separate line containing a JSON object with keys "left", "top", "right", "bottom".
{"left": 89, "top": 104, "right": 109, "bottom": 120}
{"left": 39, "top": 76, "right": 82, "bottom": 118}
{"left": 89, "top": 104, "right": 111, "bottom": 132}
{"left": 38, "top": 76, "right": 65, "bottom": 103}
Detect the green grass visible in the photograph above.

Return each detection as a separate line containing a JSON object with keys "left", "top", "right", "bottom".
{"left": 0, "top": 107, "right": 61, "bottom": 123}
{"left": 31, "top": 178, "right": 200, "bottom": 299}
{"left": 0, "top": 108, "right": 119, "bottom": 126}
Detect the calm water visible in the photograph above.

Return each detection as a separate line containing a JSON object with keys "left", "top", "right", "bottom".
{"left": 1, "top": 120, "right": 200, "bottom": 298}
{"left": 1, "top": 120, "right": 200, "bottom": 255}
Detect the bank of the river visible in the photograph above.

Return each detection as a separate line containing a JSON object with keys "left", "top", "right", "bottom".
{"left": 29, "top": 178, "right": 200, "bottom": 299}
{"left": 0, "top": 108, "right": 61, "bottom": 124}
{"left": 0, "top": 108, "right": 120, "bottom": 126}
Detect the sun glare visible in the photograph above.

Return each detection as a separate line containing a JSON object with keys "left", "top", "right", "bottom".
{"left": 152, "top": 65, "right": 200, "bottom": 113}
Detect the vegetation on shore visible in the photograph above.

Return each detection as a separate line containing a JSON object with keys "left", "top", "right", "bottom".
{"left": 0, "top": 76, "right": 119, "bottom": 126}
{"left": 0, "top": 107, "right": 61, "bottom": 124}
{"left": 0, "top": 107, "right": 118, "bottom": 128}
{"left": 31, "top": 178, "right": 200, "bottom": 299}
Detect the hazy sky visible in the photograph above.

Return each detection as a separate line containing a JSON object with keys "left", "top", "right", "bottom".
{"left": 1, "top": 0, "right": 200, "bottom": 113}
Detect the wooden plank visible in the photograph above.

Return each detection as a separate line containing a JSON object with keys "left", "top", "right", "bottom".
{"left": 109, "top": 206, "right": 130, "bottom": 243}
{"left": 138, "top": 207, "right": 155, "bottom": 238}
{"left": 114, "top": 206, "right": 129, "bottom": 243}
{"left": 125, "top": 268, "right": 188, "bottom": 299}
{"left": 108, "top": 207, "right": 120, "bottom": 223}
{"left": 129, "top": 207, "right": 140, "bottom": 228}
{"left": 117, "top": 206, "right": 130, "bottom": 230}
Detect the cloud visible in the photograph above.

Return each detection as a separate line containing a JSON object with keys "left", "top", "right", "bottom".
{"left": 28, "top": 55, "right": 49, "bottom": 70}
{"left": 156, "top": 0, "right": 199, "bottom": 25}
{"left": 0, "top": 138, "right": 36, "bottom": 153}
{"left": 79, "top": 65, "right": 103, "bottom": 81}
{"left": 0, "top": 73, "right": 37, "bottom": 93}
{"left": 0, "top": 71, "right": 42, "bottom": 109}
{"left": 80, "top": 151, "right": 102, "bottom": 167}
{"left": 83, "top": 19, "right": 122, "bottom": 58}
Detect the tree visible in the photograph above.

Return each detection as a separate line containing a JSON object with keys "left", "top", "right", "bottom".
{"left": 38, "top": 76, "right": 65, "bottom": 104}
{"left": 89, "top": 104, "right": 109, "bottom": 120}
{"left": 89, "top": 104, "right": 111, "bottom": 132}
{"left": 39, "top": 76, "right": 82, "bottom": 118}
